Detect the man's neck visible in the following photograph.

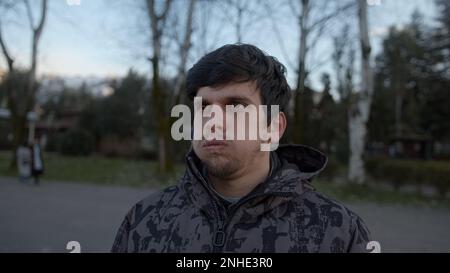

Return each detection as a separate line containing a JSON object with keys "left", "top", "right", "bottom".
{"left": 208, "top": 155, "right": 270, "bottom": 198}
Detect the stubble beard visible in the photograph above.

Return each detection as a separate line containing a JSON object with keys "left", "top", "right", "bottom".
{"left": 203, "top": 153, "right": 241, "bottom": 178}
{"left": 202, "top": 142, "right": 260, "bottom": 178}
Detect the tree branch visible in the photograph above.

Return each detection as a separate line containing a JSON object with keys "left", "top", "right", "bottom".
{"left": 34, "top": 0, "right": 47, "bottom": 39}
{"left": 23, "top": 0, "right": 34, "bottom": 31}
{"left": 159, "top": 0, "right": 173, "bottom": 21}
{"left": 263, "top": 0, "right": 296, "bottom": 71}
{"left": 309, "top": 2, "right": 355, "bottom": 31}
{"left": 0, "top": 22, "right": 14, "bottom": 71}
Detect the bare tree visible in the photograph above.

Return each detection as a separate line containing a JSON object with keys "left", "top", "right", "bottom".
{"left": 0, "top": 0, "right": 18, "bottom": 73}
{"left": 215, "top": 0, "right": 264, "bottom": 43}
{"left": 25, "top": 0, "right": 47, "bottom": 116}
{"left": 348, "top": 0, "right": 374, "bottom": 183}
{"left": 222, "top": 0, "right": 249, "bottom": 43}
{"left": 171, "top": 0, "right": 197, "bottom": 106}
{"left": 145, "top": 0, "right": 173, "bottom": 173}
{"left": 285, "top": 0, "right": 355, "bottom": 143}
{"left": 0, "top": 0, "right": 48, "bottom": 168}
{"left": 291, "top": 0, "right": 310, "bottom": 143}
{"left": 331, "top": 23, "right": 356, "bottom": 167}
{"left": 0, "top": 23, "right": 14, "bottom": 72}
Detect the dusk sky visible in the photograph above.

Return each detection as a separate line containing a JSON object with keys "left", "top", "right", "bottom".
{"left": 0, "top": 0, "right": 438, "bottom": 91}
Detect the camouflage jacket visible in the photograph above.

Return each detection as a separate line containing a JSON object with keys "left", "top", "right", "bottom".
{"left": 111, "top": 145, "right": 371, "bottom": 253}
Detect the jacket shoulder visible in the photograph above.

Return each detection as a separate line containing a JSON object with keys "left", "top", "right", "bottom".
{"left": 111, "top": 185, "right": 183, "bottom": 252}
{"left": 298, "top": 190, "right": 359, "bottom": 217}
{"left": 294, "top": 189, "right": 372, "bottom": 252}
{"left": 126, "top": 185, "right": 182, "bottom": 227}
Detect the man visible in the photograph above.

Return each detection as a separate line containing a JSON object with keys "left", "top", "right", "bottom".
{"left": 31, "top": 139, "right": 44, "bottom": 185}
{"left": 112, "top": 44, "right": 371, "bottom": 253}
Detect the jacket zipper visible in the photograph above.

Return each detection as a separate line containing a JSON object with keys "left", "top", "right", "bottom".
{"left": 187, "top": 157, "right": 229, "bottom": 252}
{"left": 211, "top": 199, "right": 227, "bottom": 252}
{"left": 187, "top": 156, "right": 299, "bottom": 253}
{"left": 211, "top": 191, "right": 294, "bottom": 252}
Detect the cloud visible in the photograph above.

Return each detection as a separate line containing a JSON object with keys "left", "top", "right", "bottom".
{"left": 369, "top": 26, "right": 389, "bottom": 38}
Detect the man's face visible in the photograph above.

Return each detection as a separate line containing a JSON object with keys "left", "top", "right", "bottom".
{"left": 192, "top": 81, "right": 268, "bottom": 178}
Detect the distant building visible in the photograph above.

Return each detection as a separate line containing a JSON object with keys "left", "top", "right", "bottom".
{"left": 388, "top": 135, "right": 433, "bottom": 160}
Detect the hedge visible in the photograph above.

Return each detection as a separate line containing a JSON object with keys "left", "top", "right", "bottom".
{"left": 365, "top": 157, "right": 450, "bottom": 196}
{"left": 59, "top": 128, "right": 95, "bottom": 156}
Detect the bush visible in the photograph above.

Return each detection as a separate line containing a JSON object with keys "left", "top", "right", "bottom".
{"left": 317, "top": 156, "right": 342, "bottom": 181}
{"left": 366, "top": 157, "right": 450, "bottom": 196}
{"left": 59, "top": 128, "right": 95, "bottom": 156}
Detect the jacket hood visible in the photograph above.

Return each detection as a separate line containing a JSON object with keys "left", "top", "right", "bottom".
{"left": 181, "top": 144, "right": 328, "bottom": 222}
{"left": 274, "top": 144, "right": 328, "bottom": 181}
{"left": 184, "top": 144, "right": 327, "bottom": 197}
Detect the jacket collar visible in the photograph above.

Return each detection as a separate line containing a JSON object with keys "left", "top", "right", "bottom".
{"left": 181, "top": 144, "right": 327, "bottom": 214}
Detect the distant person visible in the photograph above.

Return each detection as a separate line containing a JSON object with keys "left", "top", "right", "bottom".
{"left": 112, "top": 44, "right": 372, "bottom": 253}
{"left": 16, "top": 141, "right": 32, "bottom": 183}
{"left": 31, "top": 139, "right": 44, "bottom": 185}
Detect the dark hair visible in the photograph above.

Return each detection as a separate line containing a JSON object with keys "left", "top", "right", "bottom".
{"left": 186, "top": 44, "right": 291, "bottom": 120}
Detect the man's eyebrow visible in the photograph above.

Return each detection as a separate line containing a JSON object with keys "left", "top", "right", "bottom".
{"left": 201, "top": 98, "right": 211, "bottom": 105}
{"left": 200, "top": 96, "right": 255, "bottom": 105}
{"left": 224, "top": 96, "right": 254, "bottom": 104}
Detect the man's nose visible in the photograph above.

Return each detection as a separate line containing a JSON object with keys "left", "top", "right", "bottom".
{"left": 210, "top": 106, "right": 226, "bottom": 132}
{"left": 203, "top": 105, "right": 227, "bottom": 139}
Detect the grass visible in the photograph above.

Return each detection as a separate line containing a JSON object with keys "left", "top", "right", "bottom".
{"left": 0, "top": 150, "right": 183, "bottom": 188}
{"left": 1, "top": 150, "right": 449, "bottom": 208}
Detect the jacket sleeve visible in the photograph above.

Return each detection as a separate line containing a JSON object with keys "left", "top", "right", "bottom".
{"left": 111, "top": 214, "right": 131, "bottom": 253}
{"left": 347, "top": 214, "right": 374, "bottom": 253}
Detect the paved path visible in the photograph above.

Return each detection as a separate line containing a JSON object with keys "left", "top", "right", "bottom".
{"left": 1, "top": 177, "right": 449, "bottom": 252}
{"left": 0, "top": 177, "right": 149, "bottom": 253}
{"left": 347, "top": 203, "right": 450, "bottom": 252}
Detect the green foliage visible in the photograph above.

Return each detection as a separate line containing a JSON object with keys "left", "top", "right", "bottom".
{"left": 59, "top": 128, "right": 95, "bottom": 156}
{"left": 317, "top": 155, "right": 342, "bottom": 180}
{"left": 41, "top": 82, "right": 93, "bottom": 119}
{"left": 419, "top": 79, "right": 450, "bottom": 141}
{"left": 79, "top": 69, "right": 148, "bottom": 140}
{"left": 369, "top": 6, "right": 450, "bottom": 143}
{"left": 316, "top": 74, "right": 339, "bottom": 152}
{"left": 366, "top": 157, "right": 450, "bottom": 196}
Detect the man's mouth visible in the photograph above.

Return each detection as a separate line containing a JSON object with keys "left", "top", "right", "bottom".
{"left": 202, "top": 140, "right": 228, "bottom": 149}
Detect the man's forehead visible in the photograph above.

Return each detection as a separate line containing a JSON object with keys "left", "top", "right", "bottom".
{"left": 197, "top": 81, "right": 261, "bottom": 104}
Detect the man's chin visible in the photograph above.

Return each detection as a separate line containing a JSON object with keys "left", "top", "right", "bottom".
{"left": 203, "top": 157, "right": 238, "bottom": 177}
{"left": 204, "top": 155, "right": 229, "bottom": 167}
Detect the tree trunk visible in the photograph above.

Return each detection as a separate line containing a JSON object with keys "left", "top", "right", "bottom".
{"left": 394, "top": 65, "right": 404, "bottom": 138}
{"left": 147, "top": 0, "right": 173, "bottom": 173}
{"left": 236, "top": 3, "right": 243, "bottom": 43}
{"left": 348, "top": 0, "right": 374, "bottom": 184}
{"left": 151, "top": 55, "right": 173, "bottom": 173}
{"left": 171, "top": 0, "right": 196, "bottom": 106}
{"left": 292, "top": 0, "right": 309, "bottom": 143}
{"left": 1, "top": 0, "right": 47, "bottom": 170}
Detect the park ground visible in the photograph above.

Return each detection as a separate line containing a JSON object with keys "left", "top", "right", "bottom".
{"left": 1, "top": 151, "right": 449, "bottom": 252}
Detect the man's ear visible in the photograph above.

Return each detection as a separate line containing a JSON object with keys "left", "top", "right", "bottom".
{"left": 268, "top": 111, "right": 287, "bottom": 142}
{"left": 277, "top": 112, "right": 287, "bottom": 139}
{"left": 260, "top": 111, "right": 287, "bottom": 152}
